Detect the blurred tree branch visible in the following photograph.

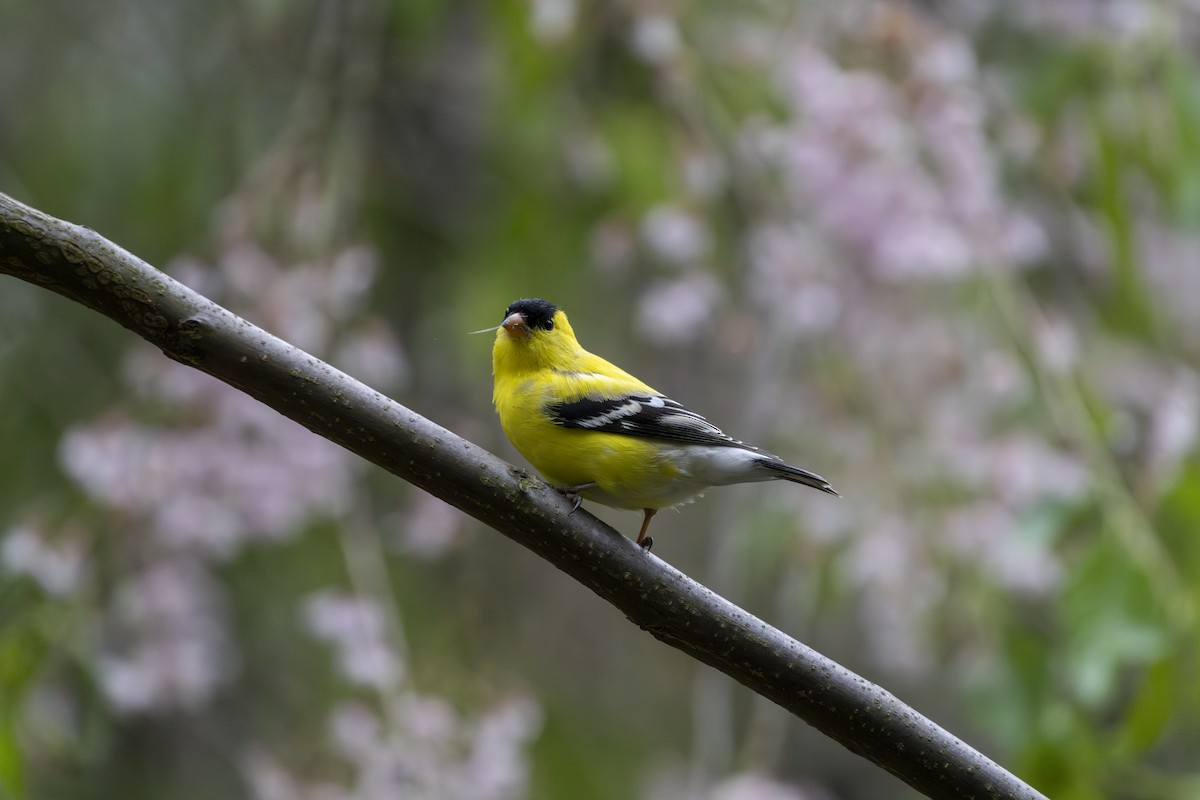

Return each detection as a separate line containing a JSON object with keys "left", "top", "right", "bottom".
{"left": 0, "top": 191, "right": 1046, "bottom": 800}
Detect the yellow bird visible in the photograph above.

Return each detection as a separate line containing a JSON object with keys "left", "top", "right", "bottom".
{"left": 491, "top": 298, "right": 837, "bottom": 549}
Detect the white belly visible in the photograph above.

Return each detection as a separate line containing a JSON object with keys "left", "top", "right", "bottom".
{"left": 580, "top": 445, "right": 775, "bottom": 511}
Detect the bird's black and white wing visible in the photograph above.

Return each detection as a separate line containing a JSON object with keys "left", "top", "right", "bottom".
{"left": 547, "top": 392, "right": 752, "bottom": 449}
{"left": 547, "top": 381, "right": 838, "bottom": 496}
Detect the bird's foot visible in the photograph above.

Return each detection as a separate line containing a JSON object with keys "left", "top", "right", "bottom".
{"left": 555, "top": 482, "right": 596, "bottom": 514}
{"left": 635, "top": 509, "right": 657, "bottom": 552}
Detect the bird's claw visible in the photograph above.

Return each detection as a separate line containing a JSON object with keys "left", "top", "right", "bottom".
{"left": 555, "top": 482, "right": 596, "bottom": 515}
{"left": 639, "top": 536, "right": 654, "bottom": 552}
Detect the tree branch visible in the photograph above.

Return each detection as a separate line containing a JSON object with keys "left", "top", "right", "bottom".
{"left": 0, "top": 192, "right": 1046, "bottom": 800}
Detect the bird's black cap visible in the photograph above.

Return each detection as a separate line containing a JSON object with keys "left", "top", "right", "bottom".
{"left": 504, "top": 298, "right": 558, "bottom": 331}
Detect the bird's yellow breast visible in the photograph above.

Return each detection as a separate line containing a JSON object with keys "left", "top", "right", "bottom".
{"left": 493, "top": 372, "right": 697, "bottom": 510}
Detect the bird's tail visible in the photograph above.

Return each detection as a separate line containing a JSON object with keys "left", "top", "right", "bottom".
{"left": 768, "top": 460, "right": 839, "bottom": 496}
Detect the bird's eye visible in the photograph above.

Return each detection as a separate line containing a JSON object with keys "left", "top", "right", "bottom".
{"left": 542, "top": 318, "right": 554, "bottom": 330}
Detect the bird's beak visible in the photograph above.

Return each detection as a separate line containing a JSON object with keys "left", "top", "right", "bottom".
{"left": 501, "top": 312, "right": 531, "bottom": 340}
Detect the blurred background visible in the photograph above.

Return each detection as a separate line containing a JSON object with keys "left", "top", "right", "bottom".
{"left": 2, "top": 1, "right": 1200, "bottom": 798}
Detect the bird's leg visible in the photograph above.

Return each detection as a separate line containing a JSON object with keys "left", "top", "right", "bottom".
{"left": 636, "top": 509, "right": 657, "bottom": 551}
{"left": 555, "top": 482, "right": 597, "bottom": 514}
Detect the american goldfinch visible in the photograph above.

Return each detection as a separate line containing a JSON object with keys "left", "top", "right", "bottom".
{"left": 491, "top": 298, "right": 837, "bottom": 549}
